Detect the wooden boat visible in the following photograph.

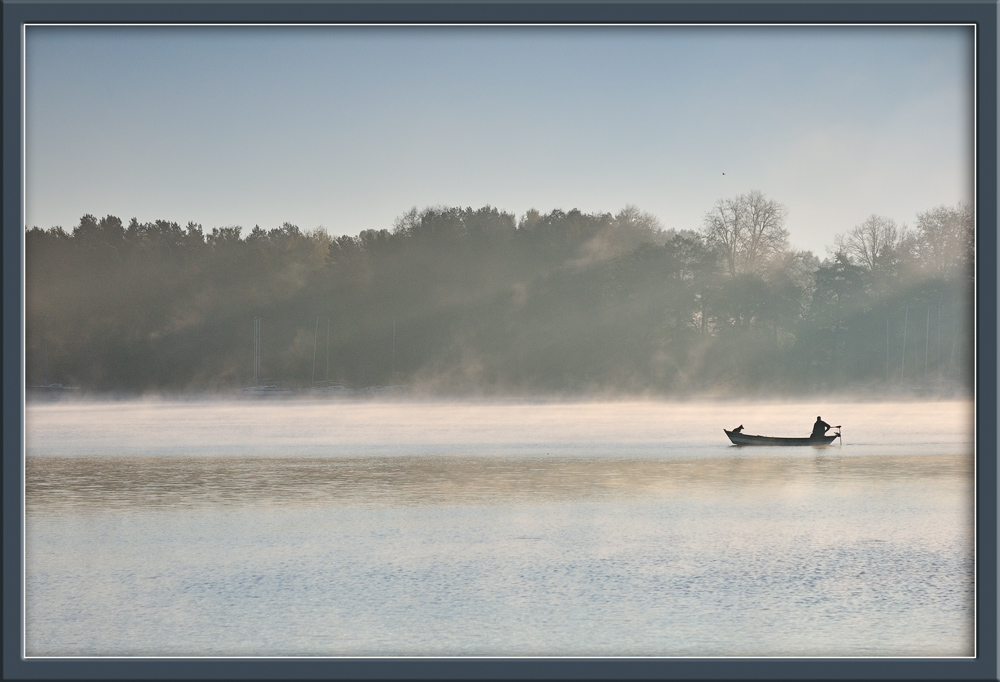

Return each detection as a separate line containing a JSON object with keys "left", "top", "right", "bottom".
{"left": 724, "top": 429, "right": 840, "bottom": 446}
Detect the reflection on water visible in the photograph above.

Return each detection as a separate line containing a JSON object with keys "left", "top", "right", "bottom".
{"left": 27, "top": 452, "right": 972, "bottom": 513}
{"left": 24, "top": 399, "right": 974, "bottom": 657}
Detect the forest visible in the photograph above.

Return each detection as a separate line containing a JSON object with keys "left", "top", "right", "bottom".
{"left": 24, "top": 191, "right": 974, "bottom": 397}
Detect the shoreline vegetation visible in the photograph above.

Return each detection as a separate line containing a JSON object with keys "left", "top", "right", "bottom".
{"left": 26, "top": 192, "right": 973, "bottom": 398}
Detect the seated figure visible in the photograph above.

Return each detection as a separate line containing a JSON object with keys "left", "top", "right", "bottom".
{"left": 811, "top": 416, "right": 831, "bottom": 438}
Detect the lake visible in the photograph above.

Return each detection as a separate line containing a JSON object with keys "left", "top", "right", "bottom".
{"left": 23, "top": 398, "right": 974, "bottom": 657}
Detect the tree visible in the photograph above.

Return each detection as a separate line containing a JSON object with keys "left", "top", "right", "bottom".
{"left": 913, "top": 203, "right": 973, "bottom": 279}
{"left": 207, "top": 226, "right": 243, "bottom": 248}
{"left": 608, "top": 205, "right": 664, "bottom": 250}
{"left": 836, "top": 214, "right": 900, "bottom": 275}
{"left": 702, "top": 190, "right": 789, "bottom": 277}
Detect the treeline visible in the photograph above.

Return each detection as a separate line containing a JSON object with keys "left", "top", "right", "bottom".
{"left": 25, "top": 194, "right": 973, "bottom": 395}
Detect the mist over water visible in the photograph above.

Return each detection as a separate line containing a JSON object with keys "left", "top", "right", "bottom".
{"left": 25, "top": 399, "right": 973, "bottom": 657}
{"left": 25, "top": 398, "right": 971, "bottom": 459}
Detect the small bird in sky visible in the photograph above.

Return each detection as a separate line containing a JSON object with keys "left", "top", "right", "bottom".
{"left": 722, "top": 172, "right": 726, "bottom": 175}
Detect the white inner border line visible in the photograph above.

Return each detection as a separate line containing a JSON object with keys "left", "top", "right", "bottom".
{"left": 20, "top": 21, "right": 980, "bottom": 662}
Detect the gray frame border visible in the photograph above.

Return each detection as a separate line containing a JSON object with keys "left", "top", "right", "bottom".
{"left": 4, "top": 3, "right": 996, "bottom": 680}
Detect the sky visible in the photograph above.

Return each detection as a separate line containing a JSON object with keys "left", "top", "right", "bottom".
{"left": 24, "top": 25, "right": 973, "bottom": 257}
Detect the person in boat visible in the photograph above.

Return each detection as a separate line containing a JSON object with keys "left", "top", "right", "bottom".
{"left": 811, "top": 416, "right": 832, "bottom": 439}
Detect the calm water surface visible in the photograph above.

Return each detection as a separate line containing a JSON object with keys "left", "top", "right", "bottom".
{"left": 25, "top": 399, "right": 974, "bottom": 656}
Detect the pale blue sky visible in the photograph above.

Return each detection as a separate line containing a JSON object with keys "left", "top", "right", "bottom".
{"left": 25, "top": 25, "right": 973, "bottom": 256}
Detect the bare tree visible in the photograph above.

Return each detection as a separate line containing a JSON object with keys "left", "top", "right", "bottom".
{"left": 702, "top": 190, "right": 789, "bottom": 277}
{"left": 392, "top": 207, "right": 421, "bottom": 236}
{"left": 838, "top": 214, "right": 900, "bottom": 274}
{"left": 913, "top": 203, "right": 973, "bottom": 278}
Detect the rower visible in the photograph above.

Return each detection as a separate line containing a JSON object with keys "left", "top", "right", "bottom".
{"left": 811, "top": 416, "right": 831, "bottom": 438}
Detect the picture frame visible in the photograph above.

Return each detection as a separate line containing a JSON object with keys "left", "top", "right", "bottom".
{"left": 4, "top": 2, "right": 996, "bottom": 679}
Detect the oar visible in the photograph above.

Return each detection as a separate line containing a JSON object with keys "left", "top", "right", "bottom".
{"left": 833, "top": 426, "right": 843, "bottom": 446}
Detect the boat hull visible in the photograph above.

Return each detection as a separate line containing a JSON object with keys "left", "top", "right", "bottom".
{"left": 725, "top": 429, "right": 838, "bottom": 446}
